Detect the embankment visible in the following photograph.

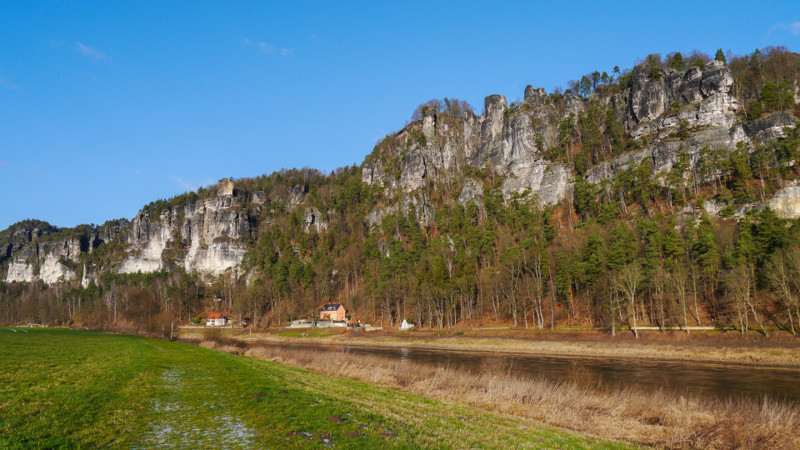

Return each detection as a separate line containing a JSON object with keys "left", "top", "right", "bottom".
{"left": 192, "top": 332, "right": 800, "bottom": 449}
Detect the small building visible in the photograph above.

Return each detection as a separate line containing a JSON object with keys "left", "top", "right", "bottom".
{"left": 400, "top": 319, "right": 414, "bottom": 331}
{"left": 289, "top": 318, "right": 314, "bottom": 329}
{"left": 319, "top": 303, "right": 346, "bottom": 321}
{"left": 206, "top": 313, "right": 228, "bottom": 326}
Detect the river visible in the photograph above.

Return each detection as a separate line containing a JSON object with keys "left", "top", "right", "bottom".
{"left": 256, "top": 341, "right": 800, "bottom": 404}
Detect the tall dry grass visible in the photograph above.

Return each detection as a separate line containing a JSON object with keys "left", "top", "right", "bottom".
{"left": 198, "top": 338, "right": 800, "bottom": 448}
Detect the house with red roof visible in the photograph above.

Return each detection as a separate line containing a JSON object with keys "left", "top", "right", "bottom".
{"left": 206, "top": 312, "right": 228, "bottom": 327}
{"left": 319, "top": 303, "right": 346, "bottom": 321}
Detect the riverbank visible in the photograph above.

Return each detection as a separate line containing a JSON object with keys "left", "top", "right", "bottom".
{"left": 195, "top": 332, "right": 800, "bottom": 448}
{"left": 180, "top": 327, "right": 800, "bottom": 367}
{"left": 0, "top": 327, "right": 619, "bottom": 448}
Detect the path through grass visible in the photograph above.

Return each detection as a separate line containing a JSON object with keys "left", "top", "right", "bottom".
{"left": 0, "top": 328, "right": 628, "bottom": 448}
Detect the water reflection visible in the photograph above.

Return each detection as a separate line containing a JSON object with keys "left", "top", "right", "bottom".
{"left": 265, "top": 342, "right": 800, "bottom": 404}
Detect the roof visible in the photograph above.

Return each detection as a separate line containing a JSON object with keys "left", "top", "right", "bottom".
{"left": 320, "top": 303, "right": 344, "bottom": 311}
{"left": 207, "top": 313, "right": 225, "bottom": 319}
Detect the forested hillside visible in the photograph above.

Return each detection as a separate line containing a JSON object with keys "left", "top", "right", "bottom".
{"left": 2, "top": 47, "right": 799, "bottom": 336}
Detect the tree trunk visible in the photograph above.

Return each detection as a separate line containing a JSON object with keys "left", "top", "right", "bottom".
{"left": 631, "top": 294, "right": 638, "bottom": 339}
{"left": 611, "top": 302, "right": 616, "bottom": 337}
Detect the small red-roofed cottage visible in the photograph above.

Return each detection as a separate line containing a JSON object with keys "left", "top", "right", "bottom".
{"left": 206, "top": 313, "right": 228, "bottom": 326}
{"left": 319, "top": 303, "right": 346, "bottom": 321}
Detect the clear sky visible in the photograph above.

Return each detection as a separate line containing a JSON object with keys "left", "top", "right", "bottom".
{"left": 1, "top": 1, "right": 798, "bottom": 230}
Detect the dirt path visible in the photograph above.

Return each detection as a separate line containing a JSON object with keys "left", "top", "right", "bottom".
{"left": 140, "top": 344, "right": 257, "bottom": 448}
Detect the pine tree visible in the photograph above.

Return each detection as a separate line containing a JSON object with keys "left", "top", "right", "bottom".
{"left": 715, "top": 48, "right": 726, "bottom": 64}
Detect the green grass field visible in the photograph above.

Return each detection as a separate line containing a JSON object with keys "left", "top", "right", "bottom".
{"left": 0, "top": 328, "right": 628, "bottom": 448}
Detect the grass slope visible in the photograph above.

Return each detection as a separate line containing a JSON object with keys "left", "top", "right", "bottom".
{"left": 0, "top": 328, "right": 626, "bottom": 448}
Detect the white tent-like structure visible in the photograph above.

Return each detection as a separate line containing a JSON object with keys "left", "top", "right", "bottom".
{"left": 399, "top": 319, "right": 414, "bottom": 331}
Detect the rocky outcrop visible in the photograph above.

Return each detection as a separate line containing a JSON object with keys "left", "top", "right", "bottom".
{"left": 360, "top": 59, "right": 796, "bottom": 214}
{"left": 628, "top": 61, "right": 739, "bottom": 138}
{"left": 4, "top": 179, "right": 257, "bottom": 283}
{"left": 119, "top": 190, "right": 253, "bottom": 277}
{"left": 0, "top": 220, "right": 59, "bottom": 266}
{"left": 743, "top": 113, "right": 797, "bottom": 143}
{"left": 458, "top": 179, "right": 484, "bottom": 205}
{"left": 366, "top": 194, "right": 434, "bottom": 227}
{"left": 303, "top": 208, "right": 328, "bottom": 233}
{"left": 5, "top": 256, "right": 36, "bottom": 282}
{"left": 5, "top": 235, "right": 82, "bottom": 284}
{"left": 118, "top": 211, "right": 171, "bottom": 274}
{"left": 4, "top": 54, "right": 798, "bottom": 286}
{"left": 362, "top": 93, "right": 575, "bottom": 206}
{"left": 769, "top": 182, "right": 800, "bottom": 218}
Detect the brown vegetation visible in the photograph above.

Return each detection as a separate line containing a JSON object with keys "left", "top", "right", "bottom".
{"left": 199, "top": 337, "right": 800, "bottom": 449}
{"left": 190, "top": 327, "right": 800, "bottom": 368}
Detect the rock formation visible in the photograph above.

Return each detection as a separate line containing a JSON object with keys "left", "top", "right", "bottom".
{"left": 3, "top": 55, "right": 798, "bottom": 285}
{"left": 361, "top": 59, "right": 796, "bottom": 226}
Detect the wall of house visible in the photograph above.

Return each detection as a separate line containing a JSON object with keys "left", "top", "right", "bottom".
{"left": 320, "top": 307, "right": 346, "bottom": 321}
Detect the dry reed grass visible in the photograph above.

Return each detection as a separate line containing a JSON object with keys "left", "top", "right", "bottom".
{"left": 197, "top": 337, "right": 800, "bottom": 449}
{"left": 321, "top": 335, "right": 800, "bottom": 367}
{"left": 194, "top": 328, "right": 800, "bottom": 368}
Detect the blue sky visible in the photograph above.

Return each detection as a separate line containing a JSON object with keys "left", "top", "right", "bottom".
{"left": 1, "top": 1, "right": 798, "bottom": 230}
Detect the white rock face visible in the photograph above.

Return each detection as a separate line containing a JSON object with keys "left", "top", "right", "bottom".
{"left": 118, "top": 189, "right": 252, "bottom": 277}
{"left": 4, "top": 237, "right": 81, "bottom": 283}
{"left": 303, "top": 208, "right": 328, "bottom": 233}
{"left": 367, "top": 205, "right": 398, "bottom": 227}
{"left": 118, "top": 215, "right": 170, "bottom": 273}
{"left": 182, "top": 198, "right": 250, "bottom": 275}
{"left": 40, "top": 254, "right": 76, "bottom": 284}
{"left": 184, "top": 243, "right": 246, "bottom": 276}
{"left": 361, "top": 162, "right": 386, "bottom": 186}
{"left": 630, "top": 61, "right": 739, "bottom": 139}
{"left": 3, "top": 181, "right": 260, "bottom": 284}
{"left": 458, "top": 179, "right": 484, "bottom": 205}
{"left": 769, "top": 182, "right": 800, "bottom": 218}
{"left": 361, "top": 60, "right": 771, "bottom": 212}
{"left": 5, "top": 258, "right": 35, "bottom": 282}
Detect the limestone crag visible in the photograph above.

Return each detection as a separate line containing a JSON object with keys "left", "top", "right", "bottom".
{"left": 361, "top": 59, "right": 796, "bottom": 220}
{"left": 769, "top": 181, "right": 800, "bottom": 218}
{"left": 3, "top": 181, "right": 259, "bottom": 284}
{"left": 302, "top": 207, "right": 329, "bottom": 233}
{"left": 5, "top": 236, "right": 83, "bottom": 284}
{"left": 3, "top": 55, "right": 798, "bottom": 284}
{"left": 119, "top": 191, "right": 253, "bottom": 276}
{"left": 627, "top": 61, "right": 737, "bottom": 135}
{"left": 0, "top": 221, "right": 59, "bottom": 266}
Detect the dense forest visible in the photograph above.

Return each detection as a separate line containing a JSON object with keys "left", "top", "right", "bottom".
{"left": 2, "top": 47, "right": 800, "bottom": 337}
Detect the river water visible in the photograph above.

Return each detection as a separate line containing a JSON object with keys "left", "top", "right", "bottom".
{"left": 258, "top": 342, "right": 800, "bottom": 404}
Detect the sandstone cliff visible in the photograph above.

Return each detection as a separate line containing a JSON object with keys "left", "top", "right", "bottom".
{"left": 3, "top": 180, "right": 259, "bottom": 284}
{"left": 362, "top": 60, "right": 797, "bottom": 226}
{"left": 3, "top": 54, "right": 799, "bottom": 285}
{"left": 117, "top": 187, "right": 254, "bottom": 276}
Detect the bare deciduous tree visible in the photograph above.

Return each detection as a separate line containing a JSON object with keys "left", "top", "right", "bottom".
{"left": 615, "top": 263, "right": 644, "bottom": 338}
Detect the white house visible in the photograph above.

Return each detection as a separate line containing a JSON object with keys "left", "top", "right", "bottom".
{"left": 399, "top": 319, "right": 414, "bottom": 331}
{"left": 206, "top": 313, "right": 228, "bottom": 326}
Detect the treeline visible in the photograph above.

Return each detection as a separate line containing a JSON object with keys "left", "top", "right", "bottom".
{"left": 1, "top": 47, "right": 800, "bottom": 336}
{"left": 729, "top": 47, "right": 800, "bottom": 118}
{"left": 0, "top": 270, "right": 205, "bottom": 333}
{"left": 3, "top": 149, "right": 800, "bottom": 334}
{"left": 410, "top": 97, "right": 474, "bottom": 120}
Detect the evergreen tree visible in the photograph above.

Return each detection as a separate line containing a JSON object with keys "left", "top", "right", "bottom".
{"left": 715, "top": 48, "right": 726, "bottom": 64}
{"left": 668, "top": 52, "right": 685, "bottom": 70}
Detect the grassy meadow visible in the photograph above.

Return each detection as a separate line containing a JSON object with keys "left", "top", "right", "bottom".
{"left": 202, "top": 338, "right": 800, "bottom": 449}
{"left": 0, "top": 328, "right": 625, "bottom": 448}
